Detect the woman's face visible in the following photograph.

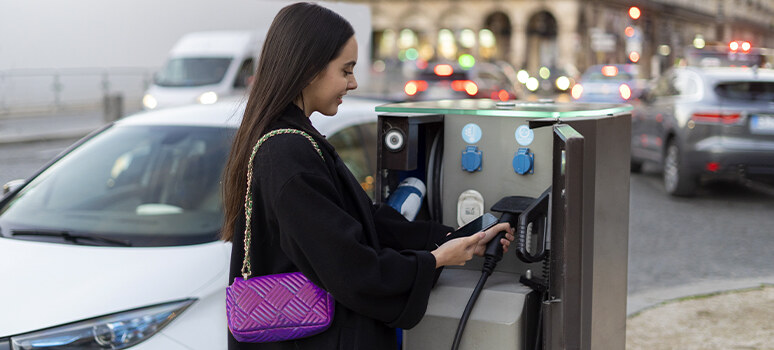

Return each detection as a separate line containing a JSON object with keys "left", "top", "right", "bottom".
{"left": 300, "top": 36, "right": 358, "bottom": 117}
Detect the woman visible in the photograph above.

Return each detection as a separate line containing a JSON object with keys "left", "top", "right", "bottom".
{"left": 222, "top": 3, "right": 514, "bottom": 349}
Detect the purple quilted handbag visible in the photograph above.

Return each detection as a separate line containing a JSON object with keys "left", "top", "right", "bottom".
{"left": 226, "top": 129, "right": 334, "bottom": 343}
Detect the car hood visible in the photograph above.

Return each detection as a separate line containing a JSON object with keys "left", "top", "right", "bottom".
{"left": 0, "top": 237, "right": 230, "bottom": 337}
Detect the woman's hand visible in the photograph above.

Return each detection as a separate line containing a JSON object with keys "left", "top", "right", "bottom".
{"left": 431, "top": 233, "right": 485, "bottom": 268}
{"left": 472, "top": 222, "right": 514, "bottom": 257}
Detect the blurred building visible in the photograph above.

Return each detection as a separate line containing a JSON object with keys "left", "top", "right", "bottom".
{"left": 345, "top": 0, "right": 774, "bottom": 79}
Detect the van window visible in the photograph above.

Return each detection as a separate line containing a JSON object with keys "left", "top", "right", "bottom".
{"left": 155, "top": 57, "right": 233, "bottom": 87}
{"left": 234, "top": 58, "right": 254, "bottom": 88}
{"left": 715, "top": 81, "right": 774, "bottom": 101}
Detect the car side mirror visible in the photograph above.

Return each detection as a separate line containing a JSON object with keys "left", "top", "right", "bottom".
{"left": 3, "top": 179, "right": 24, "bottom": 195}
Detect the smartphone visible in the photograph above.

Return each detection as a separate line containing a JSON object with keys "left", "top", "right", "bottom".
{"left": 444, "top": 213, "right": 499, "bottom": 243}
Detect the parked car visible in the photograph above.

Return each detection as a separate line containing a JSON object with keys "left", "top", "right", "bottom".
{"left": 572, "top": 64, "right": 644, "bottom": 103}
{"left": 630, "top": 66, "right": 774, "bottom": 196}
{"left": 0, "top": 97, "right": 384, "bottom": 349}
{"left": 400, "top": 62, "right": 518, "bottom": 102}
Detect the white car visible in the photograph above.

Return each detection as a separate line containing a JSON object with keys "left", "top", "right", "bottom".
{"left": 0, "top": 97, "right": 383, "bottom": 349}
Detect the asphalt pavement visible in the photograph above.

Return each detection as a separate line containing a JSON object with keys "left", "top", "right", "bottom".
{"left": 1, "top": 108, "right": 772, "bottom": 348}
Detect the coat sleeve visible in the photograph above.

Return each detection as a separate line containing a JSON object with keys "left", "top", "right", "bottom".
{"left": 371, "top": 204, "right": 454, "bottom": 251}
{"left": 257, "top": 136, "right": 438, "bottom": 328}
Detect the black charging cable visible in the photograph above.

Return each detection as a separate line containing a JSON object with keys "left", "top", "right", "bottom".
{"left": 450, "top": 213, "right": 513, "bottom": 350}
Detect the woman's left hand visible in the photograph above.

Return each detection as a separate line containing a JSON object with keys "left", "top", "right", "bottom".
{"left": 472, "top": 222, "right": 515, "bottom": 257}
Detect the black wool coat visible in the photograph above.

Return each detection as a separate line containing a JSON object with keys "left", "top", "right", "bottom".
{"left": 228, "top": 104, "right": 453, "bottom": 350}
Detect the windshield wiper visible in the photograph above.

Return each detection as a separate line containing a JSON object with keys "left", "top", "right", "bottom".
{"left": 11, "top": 229, "right": 132, "bottom": 247}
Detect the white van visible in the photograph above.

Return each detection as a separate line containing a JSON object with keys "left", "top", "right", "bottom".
{"left": 142, "top": 31, "right": 264, "bottom": 110}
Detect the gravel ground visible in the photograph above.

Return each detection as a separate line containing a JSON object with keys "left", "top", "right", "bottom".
{"left": 626, "top": 285, "right": 774, "bottom": 349}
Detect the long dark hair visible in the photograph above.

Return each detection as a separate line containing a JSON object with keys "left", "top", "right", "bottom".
{"left": 221, "top": 2, "right": 354, "bottom": 241}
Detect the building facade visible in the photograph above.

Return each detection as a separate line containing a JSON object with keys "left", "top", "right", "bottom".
{"left": 347, "top": 0, "right": 774, "bottom": 78}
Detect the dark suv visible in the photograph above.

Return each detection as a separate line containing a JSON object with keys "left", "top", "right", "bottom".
{"left": 631, "top": 66, "right": 774, "bottom": 196}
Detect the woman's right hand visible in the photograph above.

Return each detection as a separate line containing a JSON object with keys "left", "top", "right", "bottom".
{"left": 430, "top": 232, "right": 485, "bottom": 268}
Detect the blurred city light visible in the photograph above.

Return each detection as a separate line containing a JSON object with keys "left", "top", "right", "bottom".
{"left": 539, "top": 66, "right": 551, "bottom": 79}
{"left": 372, "top": 60, "right": 386, "bottom": 73}
{"left": 741, "top": 41, "right": 752, "bottom": 52}
{"left": 556, "top": 76, "right": 571, "bottom": 91}
{"left": 517, "top": 70, "right": 530, "bottom": 84}
{"left": 464, "top": 81, "right": 478, "bottom": 96}
{"left": 729, "top": 41, "right": 739, "bottom": 52}
{"left": 434, "top": 64, "right": 454, "bottom": 76}
{"left": 458, "top": 54, "right": 476, "bottom": 68}
{"left": 404, "top": 81, "right": 418, "bottom": 96}
{"left": 602, "top": 65, "right": 618, "bottom": 77}
{"left": 628, "top": 6, "right": 641, "bottom": 20}
{"left": 693, "top": 35, "right": 706, "bottom": 49}
{"left": 405, "top": 48, "right": 419, "bottom": 61}
{"left": 498, "top": 89, "right": 509, "bottom": 102}
{"left": 571, "top": 84, "right": 583, "bottom": 99}
{"left": 438, "top": 29, "right": 457, "bottom": 59}
{"left": 629, "top": 51, "right": 641, "bottom": 62}
{"left": 619, "top": 84, "right": 632, "bottom": 100}
{"left": 658, "top": 45, "right": 671, "bottom": 56}
{"left": 399, "top": 29, "right": 417, "bottom": 49}
{"left": 625, "top": 26, "right": 635, "bottom": 38}
{"left": 526, "top": 77, "right": 539, "bottom": 92}
{"left": 460, "top": 29, "right": 476, "bottom": 49}
{"left": 479, "top": 29, "right": 496, "bottom": 48}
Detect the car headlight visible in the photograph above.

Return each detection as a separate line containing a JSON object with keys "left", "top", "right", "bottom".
{"left": 10, "top": 299, "right": 195, "bottom": 350}
{"left": 142, "top": 94, "right": 158, "bottom": 109}
{"left": 197, "top": 91, "right": 218, "bottom": 105}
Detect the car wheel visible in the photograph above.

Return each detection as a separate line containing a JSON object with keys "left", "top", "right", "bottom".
{"left": 663, "top": 141, "right": 696, "bottom": 196}
{"left": 631, "top": 159, "right": 643, "bottom": 173}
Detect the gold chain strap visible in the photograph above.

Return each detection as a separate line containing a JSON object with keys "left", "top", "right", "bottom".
{"left": 241, "top": 128, "right": 323, "bottom": 280}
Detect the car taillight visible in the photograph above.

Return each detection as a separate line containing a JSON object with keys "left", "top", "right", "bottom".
{"left": 619, "top": 84, "right": 632, "bottom": 100}
{"left": 602, "top": 65, "right": 618, "bottom": 77}
{"left": 434, "top": 64, "right": 453, "bottom": 76}
{"left": 571, "top": 84, "right": 583, "bottom": 99}
{"left": 691, "top": 112, "right": 741, "bottom": 124}
{"left": 450, "top": 80, "right": 477, "bottom": 95}
{"left": 404, "top": 80, "right": 428, "bottom": 96}
{"left": 498, "top": 89, "right": 510, "bottom": 102}
{"left": 464, "top": 82, "right": 478, "bottom": 96}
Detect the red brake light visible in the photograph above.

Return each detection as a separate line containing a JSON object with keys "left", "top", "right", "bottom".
{"left": 464, "top": 81, "right": 478, "bottom": 96}
{"left": 404, "top": 81, "right": 418, "bottom": 96}
{"left": 498, "top": 89, "right": 510, "bottom": 102}
{"left": 729, "top": 41, "right": 739, "bottom": 52}
{"left": 404, "top": 80, "right": 428, "bottom": 96}
{"left": 434, "top": 64, "right": 453, "bottom": 77}
{"left": 619, "top": 84, "right": 632, "bottom": 100}
{"left": 741, "top": 41, "right": 751, "bottom": 53}
{"left": 691, "top": 112, "right": 741, "bottom": 124}
{"left": 602, "top": 65, "right": 618, "bottom": 77}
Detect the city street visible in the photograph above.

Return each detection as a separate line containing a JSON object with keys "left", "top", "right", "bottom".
{"left": 2, "top": 136, "right": 773, "bottom": 298}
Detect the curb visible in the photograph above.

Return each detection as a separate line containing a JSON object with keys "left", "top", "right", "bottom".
{"left": 627, "top": 275, "right": 774, "bottom": 316}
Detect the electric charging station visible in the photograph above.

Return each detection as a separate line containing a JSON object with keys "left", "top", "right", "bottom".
{"left": 375, "top": 99, "right": 632, "bottom": 350}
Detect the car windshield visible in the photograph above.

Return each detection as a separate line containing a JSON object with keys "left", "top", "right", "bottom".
{"left": 0, "top": 124, "right": 234, "bottom": 246}
{"left": 714, "top": 81, "right": 774, "bottom": 101}
{"left": 154, "top": 57, "right": 233, "bottom": 87}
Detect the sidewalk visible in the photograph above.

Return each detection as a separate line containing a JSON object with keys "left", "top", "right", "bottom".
{"left": 627, "top": 283, "right": 774, "bottom": 349}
